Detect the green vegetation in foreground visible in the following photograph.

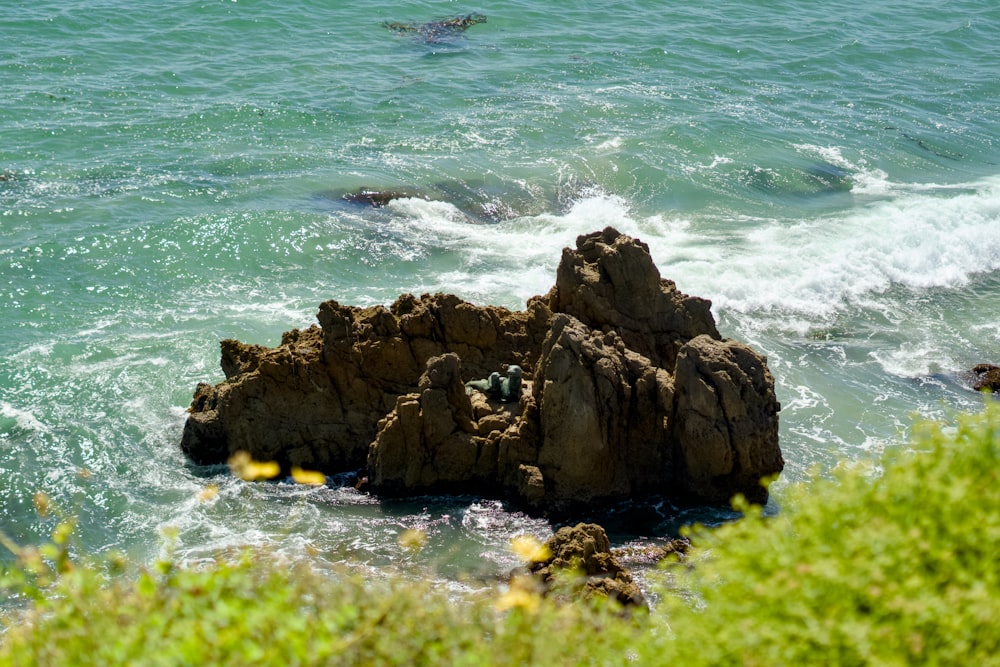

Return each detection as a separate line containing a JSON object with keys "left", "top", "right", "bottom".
{"left": 2, "top": 406, "right": 999, "bottom": 665}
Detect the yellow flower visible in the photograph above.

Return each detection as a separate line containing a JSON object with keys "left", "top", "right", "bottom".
{"left": 510, "top": 534, "right": 551, "bottom": 564}
{"left": 495, "top": 576, "right": 542, "bottom": 614}
{"left": 397, "top": 528, "right": 428, "bottom": 552}
{"left": 291, "top": 466, "right": 327, "bottom": 486}
{"left": 197, "top": 485, "right": 219, "bottom": 502}
{"left": 228, "top": 451, "right": 280, "bottom": 481}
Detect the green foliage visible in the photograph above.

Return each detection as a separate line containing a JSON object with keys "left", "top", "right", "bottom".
{"left": 1, "top": 544, "right": 638, "bottom": 666}
{"left": 2, "top": 406, "right": 998, "bottom": 666}
{"left": 655, "top": 405, "right": 1000, "bottom": 666}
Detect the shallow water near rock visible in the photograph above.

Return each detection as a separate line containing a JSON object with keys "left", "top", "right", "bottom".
{"left": 2, "top": 0, "right": 999, "bottom": 592}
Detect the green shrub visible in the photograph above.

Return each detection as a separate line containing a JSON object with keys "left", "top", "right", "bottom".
{"left": 0, "top": 541, "right": 639, "bottom": 666}
{"left": 650, "top": 404, "right": 1000, "bottom": 666}
{"left": 2, "top": 406, "right": 998, "bottom": 666}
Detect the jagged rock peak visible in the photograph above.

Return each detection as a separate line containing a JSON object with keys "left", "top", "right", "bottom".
{"left": 546, "top": 227, "right": 720, "bottom": 370}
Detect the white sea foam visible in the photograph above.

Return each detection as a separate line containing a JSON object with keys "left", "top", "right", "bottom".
{"left": 369, "top": 192, "right": 651, "bottom": 307}
{"left": 850, "top": 168, "right": 893, "bottom": 195}
{"left": 0, "top": 402, "right": 49, "bottom": 434}
{"left": 594, "top": 136, "right": 624, "bottom": 151}
{"left": 871, "top": 343, "right": 950, "bottom": 379}
{"left": 793, "top": 143, "right": 890, "bottom": 195}
{"left": 387, "top": 197, "right": 471, "bottom": 224}
{"left": 377, "top": 171, "right": 1000, "bottom": 391}
{"left": 358, "top": 174, "right": 1000, "bottom": 326}
{"left": 792, "top": 144, "right": 854, "bottom": 169}
{"left": 660, "top": 175, "right": 1000, "bottom": 323}
{"left": 10, "top": 341, "right": 55, "bottom": 360}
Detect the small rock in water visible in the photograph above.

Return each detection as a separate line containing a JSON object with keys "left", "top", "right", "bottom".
{"left": 383, "top": 14, "right": 487, "bottom": 44}
{"left": 527, "top": 523, "right": 647, "bottom": 609}
{"left": 971, "top": 364, "right": 1000, "bottom": 393}
{"left": 341, "top": 188, "right": 428, "bottom": 208}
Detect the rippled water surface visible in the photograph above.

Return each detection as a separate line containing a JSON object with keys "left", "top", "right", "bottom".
{"left": 2, "top": 0, "right": 998, "bottom": 581}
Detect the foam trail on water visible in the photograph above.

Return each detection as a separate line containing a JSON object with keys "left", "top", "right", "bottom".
{"left": 379, "top": 174, "right": 1000, "bottom": 331}
{"left": 0, "top": 402, "right": 49, "bottom": 435}
{"left": 377, "top": 174, "right": 1000, "bottom": 390}
{"left": 656, "top": 174, "right": 1000, "bottom": 328}
{"left": 382, "top": 193, "right": 653, "bottom": 307}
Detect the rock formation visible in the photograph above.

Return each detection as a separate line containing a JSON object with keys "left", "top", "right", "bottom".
{"left": 528, "top": 523, "right": 646, "bottom": 608}
{"left": 181, "top": 227, "right": 783, "bottom": 511}
{"left": 971, "top": 364, "right": 1000, "bottom": 393}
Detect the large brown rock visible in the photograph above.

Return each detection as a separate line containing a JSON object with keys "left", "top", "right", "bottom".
{"left": 672, "top": 335, "right": 783, "bottom": 504}
{"left": 367, "top": 353, "right": 492, "bottom": 493}
{"left": 530, "top": 314, "right": 674, "bottom": 506}
{"left": 180, "top": 227, "right": 783, "bottom": 511}
{"left": 971, "top": 364, "right": 1000, "bottom": 393}
{"left": 180, "top": 294, "right": 551, "bottom": 473}
{"left": 545, "top": 226, "right": 719, "bottom": 370}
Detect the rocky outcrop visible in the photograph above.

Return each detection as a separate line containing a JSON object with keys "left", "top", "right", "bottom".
{"left": 367, "top": 353, "right": 487, "bottom": 493}
{"left": 530, "top": 314, "right": 676, "bottom": 505}
{"left": 528, "top": 523, "right": 646, "bottom": 608}
{"left": 673, "top": 335, "right": 782, "bottom": 505}
{"left": 546, "top": 228, "right": 718, "bottom": 371}
{"left": 181, "top": 227, "right": 783, "bottom": 512}
{"left": 180, "top": 293, "right": 550, "bottom": 474}
{"left": 971, "top": 364, "right": 1000, "bottom": 393}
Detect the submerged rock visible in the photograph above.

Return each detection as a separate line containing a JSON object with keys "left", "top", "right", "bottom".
{"left": 340, "top": 188, "right": 429, "bottom": 208}
{"left": 332, "top": 181, "right": 539, "bottom": 223}
{"left": 383, "top": 13, "right": 487, "bottom": 44}
{"left": 180, "top": 227, "right": 783, "bottom": 512}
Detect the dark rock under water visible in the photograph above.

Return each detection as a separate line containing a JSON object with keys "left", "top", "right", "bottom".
{"left": 383, "top": 14, "right": 488, "bottom": 44}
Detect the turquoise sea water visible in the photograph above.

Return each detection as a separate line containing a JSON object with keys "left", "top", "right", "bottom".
{"left": 2, "top": 0, "right": 999, "bottom": 582}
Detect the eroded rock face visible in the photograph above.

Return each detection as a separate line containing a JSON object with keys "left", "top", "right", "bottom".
{"left": 180, "top": 294, "right": 551, "bottom": 474}
{"left": 180, "top": 227, "right": 783, "bottom": 511}
{"left": 531, "top": 314, "right": 675, "bottom": 505}
{"left": 673, "top": 335, "right": 783, "bottom": 505}
{"left": 545, "top": 226, "right": 719, "bottom": 371}
{"left": 367, "top": 353, "right": 488, "bottom": 493}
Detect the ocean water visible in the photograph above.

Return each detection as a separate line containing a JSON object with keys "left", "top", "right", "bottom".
{"left": 2, "top": 0, "right": 999, "bottom": 583}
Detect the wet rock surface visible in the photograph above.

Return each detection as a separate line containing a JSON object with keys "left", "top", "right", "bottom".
{"left": 181, "top": 227, "right": 783, "bottom": 512}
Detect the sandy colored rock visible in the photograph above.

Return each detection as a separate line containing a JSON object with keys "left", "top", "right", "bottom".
{"left": 545, "top": 226, "right": 719, "bottom": 370}
{"left": 531, "top": 314, "right": 674, "bottom": 506}
{"left": 367, "top": 353, "right": 488, "bottom": 493}
{"left": 181, "top": 294, "right": 550, "bottom": 475}
{"left": 672, "top": 334, "right": 782, "bottom": 504}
